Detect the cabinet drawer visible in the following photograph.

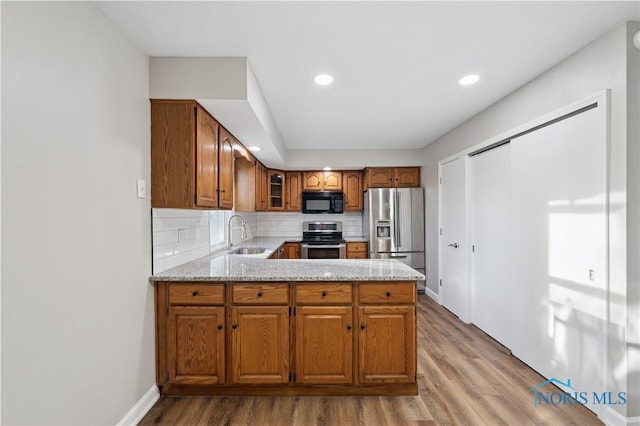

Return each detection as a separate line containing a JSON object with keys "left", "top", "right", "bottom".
{"left": 295, "top": 283, "right": 353, "bottom": 305}
{"left": 169, "top": 283, "right": 225, "bottom": 305}
{"left": 347, "top": 252, "right": 368, "bottom": 259}
{"left": 359, "top": 282, "right": 415, "bottom": 304}
{"left": 232, "top": 283, "right": 289, "bottom": 305}
{"left": 346, "top": 242, "right": 367, "bottom": 253}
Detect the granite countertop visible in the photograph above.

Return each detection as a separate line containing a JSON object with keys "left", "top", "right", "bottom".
{"left": 150, "top": 237, "right": 424, "bottom": 283}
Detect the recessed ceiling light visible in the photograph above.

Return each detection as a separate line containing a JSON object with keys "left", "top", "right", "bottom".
{"left": 248, "top": 146, "right": 262, "bottom": 152}
{"left": 323, "top": 166, "right": 332, "bottom": 171}
{"left": 314, "top": 74, "right": 333, "bottom": 86}
{"left": 458, "top": 74, "right": 480, "bottom": 86}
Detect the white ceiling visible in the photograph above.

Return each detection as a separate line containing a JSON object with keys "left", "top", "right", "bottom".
{"left": 97, "top": 1, "right": 639, "bottom": 151}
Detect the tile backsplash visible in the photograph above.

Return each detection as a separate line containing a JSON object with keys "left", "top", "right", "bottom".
{"left": 256, "top": 212, "right": 362, "bottom": 238}
{"left": 152, "top": 209, "right": 210, "bottom": 273}
{"left": 152, "top": 209, "right": 363, "bottom": 273}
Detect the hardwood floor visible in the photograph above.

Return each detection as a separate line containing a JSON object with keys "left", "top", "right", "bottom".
{"left": 139, "top": 295, "right": 603, "bottom": 426}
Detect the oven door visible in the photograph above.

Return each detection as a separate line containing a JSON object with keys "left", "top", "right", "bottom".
{"left": 301, "top": 243, "right": 346, "bottom": 259}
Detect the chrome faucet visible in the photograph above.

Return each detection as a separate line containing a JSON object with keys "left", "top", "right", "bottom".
{"left": 227, "top": 214, "right": 247, "bottom": 250}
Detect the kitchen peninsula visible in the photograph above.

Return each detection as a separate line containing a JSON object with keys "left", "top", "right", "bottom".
{"left": 151, "top": 239, "right": 424, "bottom": 396}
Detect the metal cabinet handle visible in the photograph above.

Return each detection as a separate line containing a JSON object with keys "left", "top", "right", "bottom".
{"left": 321, "top": 291, "right": 327, "bottom": 297}
{"left": 386, "top": 291, "right": 391, "bottom": 297}
{"left": 217, "top": 324, "right": 223, "bottom": 330}
{"left": 257, "top": 292, "right": 262, "bottom": 298}
{"left": 347, "top": 325, "right": 352, "bottom": 330}
{"left": 231, "top": 324, "right": 238, "bottom": 329}
{"left": 192, "top": 291, "right": 198, "bottom": 296}
{"left": 360, "top": 324, "right": 365, "bottom": 330}
{"left": 448, "top": 243, "right": 459, "bottom": 248}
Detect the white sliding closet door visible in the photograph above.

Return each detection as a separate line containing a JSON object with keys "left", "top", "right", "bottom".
{"left": 510, "top": 106, "right": 605, "bottom": 413}
{"left": 470, "top": 143, "right": 512, "bottom": 348}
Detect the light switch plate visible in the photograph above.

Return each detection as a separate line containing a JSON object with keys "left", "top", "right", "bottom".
{"left": 137, "top": 179, "right": 146, "bottom": 199}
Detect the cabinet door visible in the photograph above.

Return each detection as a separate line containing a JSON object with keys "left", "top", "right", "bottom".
{"left": 283, "top": 242, "right": 300, "bottom": 259}
{"left": 231, "top": 306, "right": 289, "bottom": 384}
{"left": 323, "top": 171, "right": 343, "bottom": 190}
{"left": 296, "top": 306, "right": 353, "bottom": 384}
{"left": 168, "top": 306, "right": 225, "bottom": 385}
{"left": 394, "top": 167, "right": 420, "bottom": 188}
{"left": 218, "top": 128, "right": 235, "bottom": 209}
{"left": 365, "top": 168, "right": 394, "bottom": 188}
{"left": 343, "top": 171, "right": 363, "bottom": 211}
{"left": 255, "top": 162, "right": 267, "bottom": 211}
{"left": 359, "top": 306, "right": 415, "bottom": 383}
{"left": 268, "top": 170, "right": 286, "bottom": 211}
{"left": 286, "top": 172, "right": 302, "bottom": 211}
{"left": 195, "top": 106, "right": 220, "bottom": 207}
{"left": 302, "top": 172, "right": 323, "bottom": 191}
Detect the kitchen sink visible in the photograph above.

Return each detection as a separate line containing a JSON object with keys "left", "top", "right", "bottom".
{"left": 230, "top": 247, "right": 267, "bottom": 255}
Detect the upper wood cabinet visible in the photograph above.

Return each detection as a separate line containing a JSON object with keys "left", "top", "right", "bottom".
{"left": 302, "top": 171, "right": 343, "bottom": 191}
{"left": 343, "top": 171, "right": 364, "bottom": 211}
{"left": 151, "top": 100, "right": 233, "bottom": 209}
{"left": 268, "top": 170, "right": 286, "bottom": 211}
{"left": 364, "top": 167, "right": 421, "bottom": 189}
{"left": 255, "top": 162, "right": 268, "bottom": 211}
{"left": 218, "top": 128, "right": 235, "bottom": 209}
{"left": 285, "top": 172, "right": 302, "bottom": 212}
{"left": 234, "top": 158, "right": 255, "bottom": 212}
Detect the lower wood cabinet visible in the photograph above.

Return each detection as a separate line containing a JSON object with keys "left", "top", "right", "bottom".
{"left": 282, "top": 242, "right": 301, "bottom": 259}
{"left": 155, "top": 281, "right": 417, "bottom": 395}
{"left": 358, "top": 306, "right": 415, "bottom": 383}
{"left": 168, "top": 306, "right": 225, "bottom": 385}
{"left": 231, "top": 306, "right": 290, "bottom": 384}
{"left": 295, "top": 306, "right": 353, "bottom": 384}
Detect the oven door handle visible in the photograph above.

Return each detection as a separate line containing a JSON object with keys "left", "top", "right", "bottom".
{"left": 301, "top": 244, "right": 346, "bottom": 249}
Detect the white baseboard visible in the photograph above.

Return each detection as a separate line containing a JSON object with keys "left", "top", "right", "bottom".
{"left": 424, "top": 287, "right": 440, "bottom": 303}
{"left": 117, "top": 384, "right": 160, "bottom": 426}
{"left": 603, "top": 406, "right": 640, "bottom": 426}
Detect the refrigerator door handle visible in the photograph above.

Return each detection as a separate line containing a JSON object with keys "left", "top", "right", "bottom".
{"left": 396, "top": 191, "right": 402, "bottom": 247}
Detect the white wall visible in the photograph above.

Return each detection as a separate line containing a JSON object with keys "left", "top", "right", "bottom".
{"left": 1, "top": 3, "right": 154, "bottom": 424}
{"left": 422, "top": 21, "right": 638, "bottom": 417}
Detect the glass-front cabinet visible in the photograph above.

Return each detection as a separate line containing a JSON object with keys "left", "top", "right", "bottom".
{"left": 268, "top": 170, "right": 286, "bottom": 210}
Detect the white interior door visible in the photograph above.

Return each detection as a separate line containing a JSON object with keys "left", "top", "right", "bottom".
{"left": 510, "top": 106, "right": 605, "bottom": 414}
{"left": 439, "top": 157, "right": 467, "bottom": 320}
{"left": 470, "top": 143, "right": 512, "bottom": 348}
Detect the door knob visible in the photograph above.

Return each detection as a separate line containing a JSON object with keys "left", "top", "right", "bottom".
{"left": 448, "top": 243, "right": 459, "bottom": 248}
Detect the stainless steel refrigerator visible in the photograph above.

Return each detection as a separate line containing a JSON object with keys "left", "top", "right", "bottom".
{"left": 363, "top": 188, "right": 426, "bottom": 292}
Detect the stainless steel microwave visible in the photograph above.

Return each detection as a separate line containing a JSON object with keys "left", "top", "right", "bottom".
{"left": 301, "top": 191, "right": 344, "bottom": 214}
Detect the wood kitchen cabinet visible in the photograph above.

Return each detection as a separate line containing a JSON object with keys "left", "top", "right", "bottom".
{"left": 302, "top": 171, "right": 343, "bottom": 191}
{"left": 364, "top": 167, "right": 420, "bottom": 189}
{"left": 296, "top": 306, "right": 353, "bottom": 384}
{"left": 343, "top": 171, "right": 364, "bottom": 211}
{"left": 151, "top": 100, "right": 234, "bottom": 209}
{"left": 268, "top": 170, "right": 286, "bottom": 211}
{"left": 346, "top": 241, "right": 368, "bottom": 259}
{"left": 164, "top": 283, "right": 226, "bottom": 386}
{"left": 217, "top": 127, "right": 236, "bottom": 209}
{"left": 231, "top": 284, "right": 290, "bottom": 384}
{"left": 295, "top": 283, "right": 353, "bottom": 384}
{"left": 282, "top": 242, "right": 301, "bottom": 259}
{"left": 255, "top": 162, "right": 268, "bottom": 211}
{"left": 285, "top": 172, "right": 302, "bottom": 212}
{"left": 358, "top": 282, "right": 416, "bottom": 384}
{"left": 154, "top": 280, "right": 417, "bottom": 395}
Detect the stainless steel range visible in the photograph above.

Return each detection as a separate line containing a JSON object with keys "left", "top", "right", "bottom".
{"left": 301, "top": 221, "right": 346, "bottom": 259}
